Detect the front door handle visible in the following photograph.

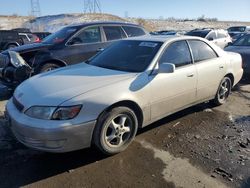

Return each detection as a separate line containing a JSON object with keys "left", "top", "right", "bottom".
{"left": 187, "top": 73, "right": 194, "bottom": 77}
{"left": 97, "top": 48, "right": 104, "bottom": 52}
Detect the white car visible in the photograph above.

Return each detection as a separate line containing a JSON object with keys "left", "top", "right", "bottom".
{"left": 6, "top": 36, "right": 243, "bottom": 155}
{"left": 186, "top": 29, "right": 232, "bottom": 49}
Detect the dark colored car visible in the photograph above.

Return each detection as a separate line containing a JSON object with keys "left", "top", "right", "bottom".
{"left": 0, "top": 22, "right": 147, "bottom": 89}
{"left": 0, "top": 29, "right": 39, "bottom": 51}
{"left": 225, "top": 33, "right": 250, "bottom": 75}
{"left": 0, "top": 30, "right": 24, "bottom": 51}
{"left": 227, "top": 26, "right": 250, "bottom": 42}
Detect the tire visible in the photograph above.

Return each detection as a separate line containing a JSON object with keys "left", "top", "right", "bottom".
{"left": 213, "top": 77, "right": 232, "bottom": 105}
{"left": 39, "top": 63, "right": 61, "bottom": 73}
{"left": 7, "top": 44, "right": 17, "bottom": 49}
{"left": 93, "top": 107, "right": 138, "bottom": 155}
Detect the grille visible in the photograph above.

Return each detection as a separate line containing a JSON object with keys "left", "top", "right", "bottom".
{"left": 13, "top": 96, "right": 24, "bottom": 112}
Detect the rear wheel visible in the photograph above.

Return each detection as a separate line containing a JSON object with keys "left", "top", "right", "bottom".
{"left": 39, "top": 63, "right": 61, "bottom": 73}
{"left": 93, "top": 107, "right": 138, "bottom": 155}
{"left": 213, "top": 77, "right": 232, "bottom": 105}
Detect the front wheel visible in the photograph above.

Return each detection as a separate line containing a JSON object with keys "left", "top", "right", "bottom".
{"left": 7, "top": 44, "right": 17, "bottom": 49}
{"left": 213, "top": 77, "right": 232, "bottom": 105}
{"left": 93, "top": 107, "right": 138, "bottom": 155}
{"left": 39, "top": 63, "right": 61, "bottom": 73}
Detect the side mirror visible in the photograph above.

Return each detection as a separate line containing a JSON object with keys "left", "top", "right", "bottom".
{"left": 208, "top": 38, "right": 214, "bottom": 41}
{"left": 227, "top": 42, "right": 233, "bottom": 46}
{"left": 68, "top": 37, "right": 82, "bottom": 45}
{"left": 158, "top": 63, "right": 175, "bottom": 73}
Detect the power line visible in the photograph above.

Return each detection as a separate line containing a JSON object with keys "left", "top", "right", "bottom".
{"left": 31, "top": 0, "right": 41, "bottom": 17}
{"left": 84, "top": 0, "right": 101, "bottom": 13}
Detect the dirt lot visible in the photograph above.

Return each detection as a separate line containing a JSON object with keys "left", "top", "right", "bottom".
{"left": 0, "top": 80, "right": 249, "bottom": 188}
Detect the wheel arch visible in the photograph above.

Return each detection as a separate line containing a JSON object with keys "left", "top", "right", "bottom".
{"left": 42, "top": 59, "right": 68, "bottom": 67}
{"left": 36, "top": 59, "right": 68, "bottom": 73}
{"left": 101, "top": 100, "right": 144, "bottom": 128}
{"left": 225, "top": 73, "right": 234, "bottom": 86}
{"left": 4, "top": 42, "right": 19, "bottom": 49}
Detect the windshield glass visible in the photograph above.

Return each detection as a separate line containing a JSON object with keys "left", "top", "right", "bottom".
{"left": 88, "top": 40, "right": 162, "bottom": 72}
{"left": 42, "top": 27, "right": 77, "bottom": 44}
{"left": 228, "top": 27, "right": 246, "bottom": 32}
{"left": 233, "top": 34, "right": 250, "bottom": 46}
{"left": 185, "top": 30, "right": 210, "bottom": 38}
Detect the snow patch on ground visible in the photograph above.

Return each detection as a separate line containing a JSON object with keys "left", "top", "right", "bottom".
{"left": 138, "top": 140, "right": 227, "bottom": 188}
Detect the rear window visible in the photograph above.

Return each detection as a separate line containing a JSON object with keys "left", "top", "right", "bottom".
{"left": 185, "top": 30, "right": 210, "bottom": 38}
{"left": 122, "top": 26, "right": 146, "bottom": 37}
{"left": 228, "top": 27, "right": 246, "bottom": 32}
{"left": 233, "top": 34, "right": 250, "bottom": 46}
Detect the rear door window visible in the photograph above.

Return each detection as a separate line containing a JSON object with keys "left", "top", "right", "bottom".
{"left": 188, "top": 40, "right": 218, "bottom": 62}
{"left": 206, "top": 31, "right": 216, "bottom": 40}
{"left": 103, "top": 26, "right": 126, "bottom": 41}
{"left": 217, "top": 32, "right": 227, "bottom": 39}
{"left": 159, "top": 40, "right": 192, "bottom": 68}
{"left": 122, "top": 26, "right": 146, "bottom": 37}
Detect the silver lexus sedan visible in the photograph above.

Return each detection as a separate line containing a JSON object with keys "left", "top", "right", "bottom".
{"left": 6, "top": 36, "right": 243, "bottom": 155}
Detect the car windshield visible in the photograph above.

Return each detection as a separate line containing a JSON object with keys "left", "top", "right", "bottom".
{"left": 42, "top": 27, "right": 77, "bottom": 44}
{"left": 228, "top": 27, "right": 246, "bottom": 32}
{"left": 233, "top": 34, "right": 250, "bottom": 46}
{"left": 88, "top": 40, "right": 162, "bottom": 72}
{"left": 185, "top": 30, "right": 210, "bottom": 38}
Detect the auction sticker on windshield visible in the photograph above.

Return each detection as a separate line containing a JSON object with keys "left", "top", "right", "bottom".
{"left": 139, "top": 42, "right": 158, "bottom": 48}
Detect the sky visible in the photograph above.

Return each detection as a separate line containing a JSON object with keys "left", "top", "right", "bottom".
{"left": 0, "top": 0, "right": 249, "bottom": 21}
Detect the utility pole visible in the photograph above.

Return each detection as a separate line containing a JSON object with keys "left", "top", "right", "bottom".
{"left": 84, "top": 0, "right": 101, "bottom": 13}
{"left": 30, "top": 0, "right": 42, "bottom": 31}
{"left": 31, "top": 0, "right": 41, "bottom": 17}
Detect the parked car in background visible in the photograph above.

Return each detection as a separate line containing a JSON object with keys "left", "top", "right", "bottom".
{"left": 150, "top": 30, "right": 171, "bottom": 35}
{"left": 151, "top": 30, "right": 186, "bottom": 36}
{"left": 0, "top": 22, "right": 147, "bottom": 90}
{"left": 6, "top": 36, "right": 243, "bottom": 155}
{"left": 227, "top": 26, "right": 250, "bottom": 42}
{"left": 33, "top": 32, "right": 51, "bottom": 42}
{"left": 0, "top": 29, "right": 39, "bottom": 51}
{"left": 185, "top": 28, "right": 232, "bottom": 48}
{"left": 0, "top": 30, "right": 24, "bottom": 51}
{"left": 225, "top": 33, "right": 250, "bottom": 76}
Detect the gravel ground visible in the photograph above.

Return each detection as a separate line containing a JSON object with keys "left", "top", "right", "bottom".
{"left": 0, "top": 80, "right": 249, "bottom": 188}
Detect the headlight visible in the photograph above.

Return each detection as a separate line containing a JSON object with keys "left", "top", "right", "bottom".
{"left": 25, "top": 106, "right": 56, "bottom": 120}
{"left": 25, "top": 105, "right": 82, "bottom": 120}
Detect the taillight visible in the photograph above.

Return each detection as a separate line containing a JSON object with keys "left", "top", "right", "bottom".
{"left": 35, "top": 37, "right": 41, "bottom": 43}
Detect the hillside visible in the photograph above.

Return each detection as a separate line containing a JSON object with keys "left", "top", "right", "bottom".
{"left": 0, "top": 13, "right": 250, "bottom": 32}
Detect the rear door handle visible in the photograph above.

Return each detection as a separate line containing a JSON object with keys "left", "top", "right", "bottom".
{"left": 219, "top": 65, "right": 224, "bottom": 69}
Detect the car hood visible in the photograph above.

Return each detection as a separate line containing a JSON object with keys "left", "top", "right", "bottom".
{"left": 14, "top": 63, "right": 137, "bottom": 108}
{"left": 4, "top": 42, "right": 52, "bottom": 53}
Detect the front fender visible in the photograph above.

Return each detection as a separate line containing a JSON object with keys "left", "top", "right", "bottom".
{"left": 60, "top": 73, "right": 152, "bottom": 125}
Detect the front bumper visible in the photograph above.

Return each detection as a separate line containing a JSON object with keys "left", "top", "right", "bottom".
{"left": 6, "top": 99, "right": 96, "bottom": 153}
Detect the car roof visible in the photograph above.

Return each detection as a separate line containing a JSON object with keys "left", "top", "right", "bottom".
{"left": 68, "top": 21, "right": 143, "bottom": 28}
{"left": 124, "top": 35, "right": 204, "bottom": 43}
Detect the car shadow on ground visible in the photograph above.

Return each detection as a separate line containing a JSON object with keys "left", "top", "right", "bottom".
{"left": 0, "top": 101, "right": 215, "bottom": 188}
